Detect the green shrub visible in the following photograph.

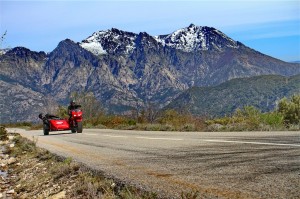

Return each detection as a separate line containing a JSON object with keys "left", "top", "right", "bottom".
{"left": 260, "top": 112, "right": 284, "bottom": 128}
{"left": 206, "top": 105, "right": 287, "bottom": 131}
{"left": 127, "top": 119, "right": 136, "bottom": 126}
{"left": 235, "top": 106, "right": 261, "bottom": 128}
{"left": 8, "top": 135, "right": 38, "bottom": 156}
{"left": 206, "top": 117, "right": 231, "bottom": 126}
{"left": 144, "top": 124, "right": 162, "bottom": 131}
{"left": 181, "top": 124, "right": 196, "bottom": 131}
{"left": 278, "top": 95, "right": 300, "bottom": 125}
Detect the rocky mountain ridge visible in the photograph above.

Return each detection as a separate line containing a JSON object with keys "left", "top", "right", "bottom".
{"left": 166, "top": 74, "right": 300, "bottom": 116}
{"left": 1, "top": 24, "right": 300, "bottom": 122}
{"left": 79, "top": 24, "right": 239, "bottom": 56}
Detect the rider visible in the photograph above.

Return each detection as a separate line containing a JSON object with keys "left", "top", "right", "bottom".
{"left": 68, "top": 100, "right": 77, "bottom": 118}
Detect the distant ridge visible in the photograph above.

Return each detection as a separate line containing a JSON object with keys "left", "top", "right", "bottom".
{"left": 166, "top": 74, "right": 300, "bottom": 117}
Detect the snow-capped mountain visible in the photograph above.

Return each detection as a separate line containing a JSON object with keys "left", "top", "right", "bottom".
{"left": 1, "top": 24, "right": 300, "bottom": 122}
{"left": 155, "top": 24, "right": 238, "bottom": 52}
{"left": 80, "top": 24, "right": 238, "bottom": 56}
{"left": 80, "top": 28, "right": 137, "bottom": 55}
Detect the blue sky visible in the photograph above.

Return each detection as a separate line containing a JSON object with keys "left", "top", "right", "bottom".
{"left": 1, "top": 0, "right": 299, "bottom": 62}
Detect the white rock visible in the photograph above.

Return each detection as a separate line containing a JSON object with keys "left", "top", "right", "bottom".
{"left": 0, "top": 163, "right": 7, "bottom": 168}
{"left": 7, "top": 189, "right": 14, "bottom": 194}
{"left": 111, "top": 182, "right": 116, "bottom": 188}
{"left": 1, "top": 141, "right": 9, "bottom": 145}
{"left": 8, "top": 136, "right": 14, "bottom": 140}
{"left": 49, "top": 190, "right": 66, "bottom": 199}
{"left": 7, "top": 157, "right": 16, "bottom": 164}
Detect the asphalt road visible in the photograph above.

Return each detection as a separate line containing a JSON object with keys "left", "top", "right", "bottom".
{"left": 9, "top": 128, "right": 300, "bottom": 199}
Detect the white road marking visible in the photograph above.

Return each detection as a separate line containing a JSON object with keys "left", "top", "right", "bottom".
{"left": 83, "top": 132, "right": 299, "bottom": 146}
{"left": 136, "top": 136, "right": 183, "bottom": 141}
{"left": 204, "top": 139, "right": 300, "bottom": 147}
{"left": 103, "top": 134, "right": 128, "bottom": 138}
{"left": 86, "top": 133, "right": 183, "bottom": 141}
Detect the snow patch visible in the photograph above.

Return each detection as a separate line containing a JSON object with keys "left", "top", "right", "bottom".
{"left": 0, "top": 48, "right": 12, "bottom": 55}
{"left": 80, "top": 28, "right": 137, "bottom": 56}
{"left": 80, "top": 41, "right": 107, "bottom": 55}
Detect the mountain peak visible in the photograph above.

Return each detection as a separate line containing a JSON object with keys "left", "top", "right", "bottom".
{"left": 49, "top": 38, "right": 90, "bottom": 59}
{"left": 80, "top": 28, "right": 137, "bottom": 55}
{"left": 56, "top": 39, "right": 77, "bottom": 48}
{"left": 155, "top": 24, "right": 238, "bottom": 52}
{"left": 188, "top": 23, "right": 196, "bottom": 28}
{"left": 5, "top": 47, "right": 46, "bottom": 59}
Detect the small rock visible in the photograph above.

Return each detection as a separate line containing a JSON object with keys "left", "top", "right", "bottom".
{"left": 7, "top": 157, "right": 16, "bottom": 164}
{"left": 70, "top": 174, "right": 78, "bottom": 179}
{"left": 7, "top": 189, "right": 14, "bottom": 194}
{"left": 49, "top": 191, "right": 66, "bottom": 199}
{"left": 9, "top": 143, "right": 15, "bottom": 148}
{"left": 8, "top": 136, "right": 14, "bottom": 140}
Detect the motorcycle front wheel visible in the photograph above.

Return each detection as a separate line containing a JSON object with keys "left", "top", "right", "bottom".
{"left": 70, "top": 121, "right": 76, "bottom": 133}
{"left": 77, "top": 121, "right": 83, "bottom": 133}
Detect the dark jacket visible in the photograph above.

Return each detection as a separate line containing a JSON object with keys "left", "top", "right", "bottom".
{"left": 68, "top": 105, "right": 76, "bottom": 115}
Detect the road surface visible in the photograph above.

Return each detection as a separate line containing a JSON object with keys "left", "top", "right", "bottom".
{"left": 9, "top": 128, "right": 300, "bottom": 198}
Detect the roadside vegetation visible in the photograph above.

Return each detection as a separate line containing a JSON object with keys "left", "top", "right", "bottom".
{"left": 1, "top": 127, "right": 160, "bottom": 198}
{"left": 206, "top": 95, "right": 300, "bottom": 131}
{"left": 2, "top": 93, "right": 299, "bottom": 132}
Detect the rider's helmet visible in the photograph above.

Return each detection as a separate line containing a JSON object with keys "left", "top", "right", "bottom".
{"left": 70, "top": 100, "right": 76, "bottom": 106}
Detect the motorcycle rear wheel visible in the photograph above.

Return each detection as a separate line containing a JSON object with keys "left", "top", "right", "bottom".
{"left": 71, "top": 128, "right": 76, "bottom": 133}
{"left": 43, "top": 123, "right": 49, "bottom": 135}
{"left": 77, "top": 121, "right": 83, "bottom": 133}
